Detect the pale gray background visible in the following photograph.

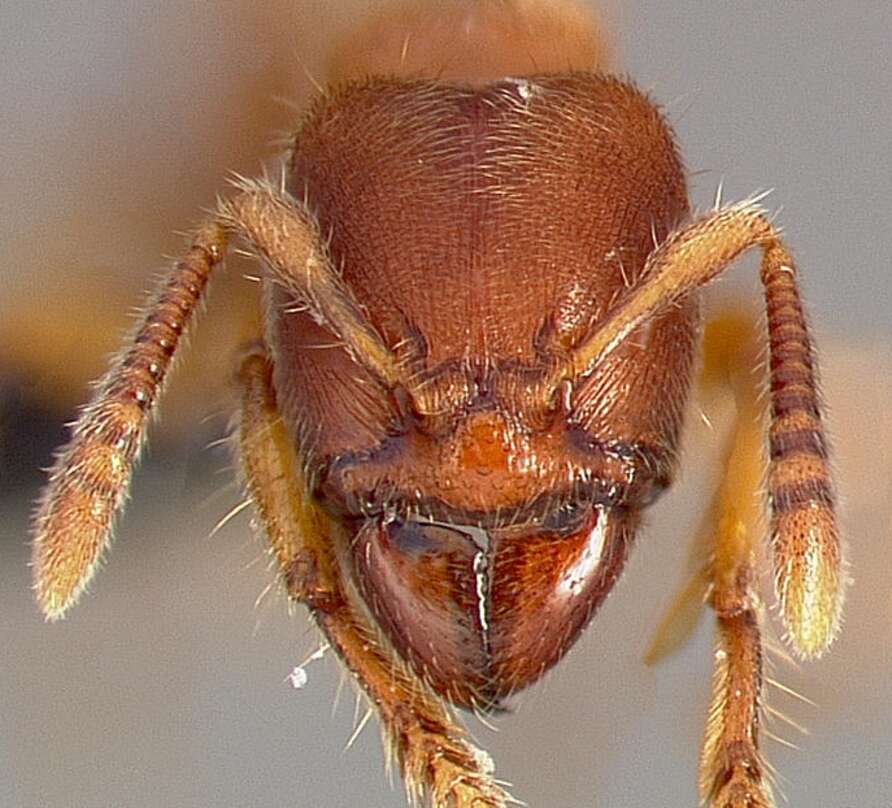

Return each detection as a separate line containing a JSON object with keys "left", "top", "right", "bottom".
{"left": 2, "top": 2, "right": 891, "bottom": 807}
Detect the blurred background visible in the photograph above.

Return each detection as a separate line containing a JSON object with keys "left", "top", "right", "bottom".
{"left": 2, "top": 2, "right": 890, "bottom": 806}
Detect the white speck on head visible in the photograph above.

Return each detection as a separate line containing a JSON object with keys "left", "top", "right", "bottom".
{"left": 505, "top": 76, "right": 540, "bottom": 103}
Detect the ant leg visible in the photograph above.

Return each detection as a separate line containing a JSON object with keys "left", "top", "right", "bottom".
{"left": 237, "top": 347, "right": 511, "bottom": 808}
{"left": 697, "top": 313, "right": 774, "bottom": 808}
{"left": 33, "top": 222, "right": 227, "bottom": 619}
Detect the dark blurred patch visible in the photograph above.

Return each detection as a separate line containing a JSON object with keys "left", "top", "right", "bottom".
{"left": 0, "top": 373, "right": 232, "bottom": 499}
{"left": 0, "top": 375, "right": 68, "bottom": 494}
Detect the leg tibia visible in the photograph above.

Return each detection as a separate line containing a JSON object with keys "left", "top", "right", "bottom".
{"left": 237, "top": 347, "right": 510, "bottom": 808}
{"left": 702, "top": 611, "right": 773, "bottom": 808}
{"left": 699, "top": 313, "right": 774, "bottom": 808}
{"left": 238, "top": 346, "right": 342, "bottom": 607}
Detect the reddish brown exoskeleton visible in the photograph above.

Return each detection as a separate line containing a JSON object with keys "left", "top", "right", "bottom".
{"left": 32, "top": 2, "right": 844, "bottom": 806}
